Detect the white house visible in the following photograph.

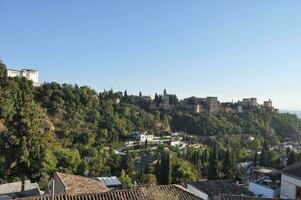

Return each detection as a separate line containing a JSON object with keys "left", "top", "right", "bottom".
{"left": 280, "top": 161, "right": 301, "bottom": 199}
{"left": 130, "top": 132, "right": 154, "bottom": 143}
{"left": 140, "top": 132, "right": 154, "bottom": 142}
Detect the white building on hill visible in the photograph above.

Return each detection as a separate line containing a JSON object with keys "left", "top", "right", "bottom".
{"left": 7, "top": 68, "right": 39, "bottom": 85}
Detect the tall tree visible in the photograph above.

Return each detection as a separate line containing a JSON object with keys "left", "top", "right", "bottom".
{"left": 158, "top": 151, "right": 171, "bottom": 185}
{"left": 125, "top": 151, "right": 136, "bottom": 179}
{"left": 259, "top": 141, "right": 269, "bottom": 166}
{"left": 1, "top": 78, "right": 49, "bottom": 191}
{"left": 208, "top": 141, "right": 220, "bottom": 180}
{"left": 222, "top": 148, "right": 237, "bottom": 180}
{"left": 0, "top": 61, "right": 13, "bottom": 120}
{"left": 253, "top": 150, "right": 258, "bottom": 167}
{"left": 124, "top": 90, "right": 128, "bottom": 98}
{"left": 0, "top": 60, "right": 8, "bottom": 86}
{"left": 287, "top": 151, "right": 297, "bottom": 166}
{"left": 154, "top": 93, "right": 159, "bottom": 106}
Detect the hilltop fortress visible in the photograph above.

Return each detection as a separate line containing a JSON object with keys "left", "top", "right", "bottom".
{"left": 7, "top": 68, "right": 39, "bottom": 86}
{"left": 150, "top": 89, "right": 277, "bottom": 114}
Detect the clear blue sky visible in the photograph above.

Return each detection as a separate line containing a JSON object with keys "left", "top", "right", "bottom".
{"left": 1, "top": 1, "right": 301, "bottom": 110}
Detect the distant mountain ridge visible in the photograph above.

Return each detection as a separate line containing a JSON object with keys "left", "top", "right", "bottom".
{"left": 281, "top": 110, "right": 301, "bottom": 119}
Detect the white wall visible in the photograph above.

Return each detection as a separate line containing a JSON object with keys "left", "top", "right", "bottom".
{"left": 7, "top": 69, "right": 39, "bottom": 84}
{"left": 249, "top": 182, "right": 277, "bottom": 198}
{"left": 7, "top": 70, "right": 21, "bottom": 77}
{"left": 187, "top": 184, "right": 208, "bottom": 200}
{"left": 21, "top": 70, "right": 39, "bottom": 83}
{"left": 280, "top": 175, "right": 301, "bottom": 199}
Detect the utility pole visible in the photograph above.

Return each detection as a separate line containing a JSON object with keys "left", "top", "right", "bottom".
{"left": 51, "top": 179, "right": 55, "bottom": 200}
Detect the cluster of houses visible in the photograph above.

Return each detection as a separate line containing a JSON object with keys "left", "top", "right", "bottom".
{"left": 126, "top": 131, "right": 187, "bottom": 149}
{"left": 2, "top": 161, "right": 301, "bottom": 199}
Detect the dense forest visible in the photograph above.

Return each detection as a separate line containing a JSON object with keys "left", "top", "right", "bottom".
{"left": 1, "top": 60, "right": 301, "bottom": 189}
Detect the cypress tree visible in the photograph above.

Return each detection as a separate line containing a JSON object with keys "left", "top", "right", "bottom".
{"left": 125, "top": 151, "right": 136, "bottom": 179}
{"left": 253, "top": 150, "right": 258, "bottom": 167}
{"left": 259, "top": 141, "right": 269, "bottom": 166}
{"left": 208, "top": 142, "right": 220, "bottom": 180}
{"left": 154, "top": 93, "right": 159, "bottom": 106}
{"left": 222, "top": 148, "right": 237, "bottom": 180}
{"left": 158, "top": 151, "right": 171, "bottom": 185}
{"left": 0, "top": 61, "right": 8, "bottom": 86}
{"left": 287, "top": 151, "right": 297, "bottom": 166}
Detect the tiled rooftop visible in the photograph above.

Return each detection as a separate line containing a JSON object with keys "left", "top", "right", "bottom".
{"left": 281, "top": 161, "right": 301, "bottom": 179}
{"left": 188, "top": 180, "right": 254, "bottom": 197}
{"left": 55, "top": 172, "right": 109, "bottom": 194}
{"left": 20, "top": 185, "right": 202, "bottom": 200}
{"left": 217, "top": 195, "right": 275, "bottom": 200}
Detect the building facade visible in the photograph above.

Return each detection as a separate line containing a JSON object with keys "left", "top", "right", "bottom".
{"left": 206, "top": 97, "right": 219, "bottom": 113}
{"left": 7, "top": 68, "right": 39, "bottom": 85}
{"left": 280, "top": 162, "right": 301, "bottom": 199}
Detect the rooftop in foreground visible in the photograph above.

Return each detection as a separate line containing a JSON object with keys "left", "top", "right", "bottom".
{"left": 54, "top": 172, "right": 109, "bottom": 194}
{"left": 188, "top": 180, "right": 254, "bottom": 197}
{"left": 281, "top": 161, "right": 301, "bottom": 179}
{"left": 19, "top": 185, "right": 202, "bottom": 200}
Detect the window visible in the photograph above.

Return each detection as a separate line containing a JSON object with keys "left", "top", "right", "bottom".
{"left": 296, "top": 186, "right": 301, "bottom": 199}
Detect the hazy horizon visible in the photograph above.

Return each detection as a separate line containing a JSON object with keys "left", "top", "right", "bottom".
{"left": 1, "top": 1, "right": 301, "bottom": 110}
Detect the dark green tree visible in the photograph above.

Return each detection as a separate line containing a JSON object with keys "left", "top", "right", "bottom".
{"left": 253, "top": 150, "right": 258, "bottom": 167}
{"left": 0, "top": 60, "right": 8, "bottom": 86}
{"left": 158, "top": 151, "right": 171, "bottom": 185}
{"left": 125, "top": 151, "right": 136, "bottom": 179}
{"left": 154, "top": 93, "right": 159, "bottom": 106}
{"left": 208, "top": 141, "right": 220, "bottom": 180}
{"left": 222, "top": 148, "right": 237, "bottom": 180}
{"left": 287, "top": 151, "right": 297, "bottom": 166}
{"left": 1, "top": 79, "right": 49, "bottom": 191}
{"left": 0, "top": 61, "right": 14, "bottom": 120}
{"left": 259, "top": 141, "right": 269, "bottom": 166}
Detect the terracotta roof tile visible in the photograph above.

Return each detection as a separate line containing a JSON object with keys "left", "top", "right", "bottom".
{"left": 55, "top": 172, "right": 109, "bottom": 194}
{"left": 217, "top": 194, "right": 277, "bottom": 200}
{"left": 20, "top": 185, "right": 202, "bottom": 200}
